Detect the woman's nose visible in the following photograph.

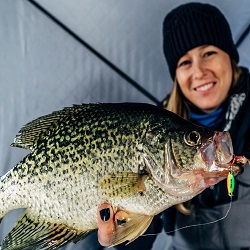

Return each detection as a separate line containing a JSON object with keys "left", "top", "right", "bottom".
{"left": 192, "top": 60, "right": 205, "bottom": 79}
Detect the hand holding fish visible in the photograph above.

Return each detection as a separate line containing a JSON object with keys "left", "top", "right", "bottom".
{"left": 98, "top": 203, "right": 135, "bottom": 247}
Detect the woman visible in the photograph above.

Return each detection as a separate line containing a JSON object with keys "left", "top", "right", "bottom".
{"left": 97, "top": 3, "right": 250, "bottom": 249}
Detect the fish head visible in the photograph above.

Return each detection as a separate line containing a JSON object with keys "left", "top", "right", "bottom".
{"left": 161, "top": 128, "right": 244, "bottom": 197}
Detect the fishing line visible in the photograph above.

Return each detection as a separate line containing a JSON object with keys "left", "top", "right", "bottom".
{"left": 142, "top": 160, "right": 236, "bottom": 237}
{"left": 164, "top": 196, "right": 233, "bottom": 235}
{"left": 142, "top": 196, "right": 233, "bottom": 238}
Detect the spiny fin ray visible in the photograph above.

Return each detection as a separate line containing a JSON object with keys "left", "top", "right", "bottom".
{"left": 11, "top": 104, "right": 89, "bottom": 150}
{"left": 2, "top": 210, "right": 93, "bottom": 250}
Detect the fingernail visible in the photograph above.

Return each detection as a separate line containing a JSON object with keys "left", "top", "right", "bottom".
{"left": 100, "top": 208, "right": 110, "bottom": 221}
{"left": 117, "top": 218, "right": 126, "bottom": 226}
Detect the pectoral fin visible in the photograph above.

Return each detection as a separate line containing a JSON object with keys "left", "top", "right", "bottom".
{"left": 98, "top": 172, "right": 146, "bottom": 199}
{"left": 2, "top": 209, "right": 94, "bottom": 250}
{"left": 110, "top": 211, "right": 154, "bottom": 246}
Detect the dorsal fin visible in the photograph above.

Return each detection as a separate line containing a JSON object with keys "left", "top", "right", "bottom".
{"left": 2, "top": 209, "right": 94, "bottom": 250}
{"left": 11, "top": 105, "right": 87, "bottom": 150}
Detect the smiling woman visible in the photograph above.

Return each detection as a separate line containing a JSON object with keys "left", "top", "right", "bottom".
{"left": 160, "top": 3, "right": 250, "bottom": 250}
{"left": 97, "top": 2, "right": 250, "bottom": 250}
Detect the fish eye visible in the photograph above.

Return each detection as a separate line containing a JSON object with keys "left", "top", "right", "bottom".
{"left": 184, "top": 131, "right": 201, "bottom": 146}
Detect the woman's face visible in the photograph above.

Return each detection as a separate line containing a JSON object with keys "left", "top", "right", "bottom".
{"left": 176, "top": 45, "right": 233, "bottom": 113}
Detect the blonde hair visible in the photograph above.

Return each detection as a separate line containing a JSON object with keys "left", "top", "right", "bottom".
{"left": 162, "top": 78, "right": 189, "bottom": 119}
{"left": 162, "top": 60, "right": 242, "bottom": 214}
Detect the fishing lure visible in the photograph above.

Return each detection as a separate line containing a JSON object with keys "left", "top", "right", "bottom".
{"left": 227, "top": 156, "right": 236, "bottom": 196}
{"left": 227, "top": 171, "right": 235, "bottom": 196}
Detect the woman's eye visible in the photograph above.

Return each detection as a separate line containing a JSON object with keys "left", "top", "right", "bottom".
{"left": 204, "top": 51, "right": 216, "bottom": 57}
{"left": 178, "top": 60, "right": 191, "bottom": 67}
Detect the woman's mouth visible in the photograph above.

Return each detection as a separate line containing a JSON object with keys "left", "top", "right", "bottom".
{"left": 194, "top": 82, "right": 215, "bottom": 92}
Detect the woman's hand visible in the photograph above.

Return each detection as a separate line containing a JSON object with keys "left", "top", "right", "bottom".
{"left": 97, "top": 203, "right": 131, "bottom": 246}
{"left": 97, "top": 203, "right": 115, "bottom": 246}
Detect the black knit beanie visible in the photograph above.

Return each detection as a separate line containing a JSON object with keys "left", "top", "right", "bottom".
{"left": 163, "top": 2, "right": 239, "bottom": 80}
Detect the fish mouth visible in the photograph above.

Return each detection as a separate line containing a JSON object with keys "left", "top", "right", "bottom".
{"left": 201, "top": 132, "right": 233, "bottom": 172}
{"left": 203, "top": 157, "right": 245, "bottom": 177}
{"left": 200, "top": 131, "right": 247, "bottom": 179}
{"left": 197, "top": 156, "right": 246, "bottom": 188}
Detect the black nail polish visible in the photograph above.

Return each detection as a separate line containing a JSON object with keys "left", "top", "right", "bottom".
{"left": 117, "top": 218, "right": 126, "bottom": 226}
{"left": 100, "top": 208, "right": 110, "bottom": 221}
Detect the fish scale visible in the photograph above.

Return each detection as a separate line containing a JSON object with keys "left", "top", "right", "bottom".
{"left": 0, "top": 103, "right": 245, "bottom": 249}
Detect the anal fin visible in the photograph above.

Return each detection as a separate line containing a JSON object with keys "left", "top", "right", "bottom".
{"left": 110, "top": 211, "right": 154, "bottom": 246}
{"left": 2, "top": 209, "right": 94, "bottom": 250}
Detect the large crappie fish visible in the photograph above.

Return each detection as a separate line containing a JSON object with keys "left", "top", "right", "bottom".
{"left": 0, "top": 103, "right": 247, "bottom": 249}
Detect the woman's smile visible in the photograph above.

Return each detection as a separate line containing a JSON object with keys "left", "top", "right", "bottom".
{"left": 194, "top": 82, "right": 215, "bottom": 92}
